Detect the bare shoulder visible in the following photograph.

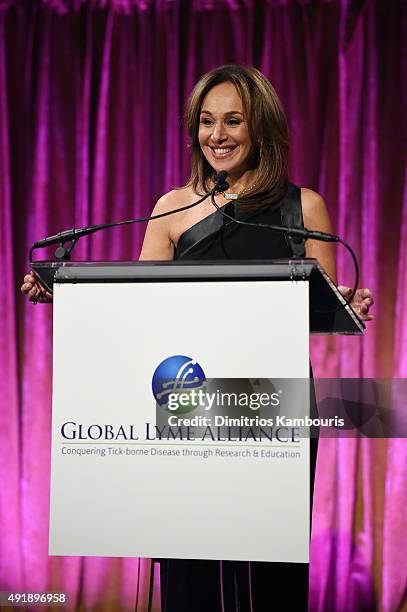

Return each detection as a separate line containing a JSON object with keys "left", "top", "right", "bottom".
{"left": 139, "top": 185, "right": 197, "bottom": 261}
{"left": 154, "top": 186, "right": 196, "bottom": 213}
{"left": 300, "top": 187, "right": 336, "bottom": 281}
{"left": 300, "top": 187, "right": 327, "bottom": 213}
{"left": 300, "top": 187, "right": 332, "bottom": 232}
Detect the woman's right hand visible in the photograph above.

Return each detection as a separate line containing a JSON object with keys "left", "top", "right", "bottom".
{"left": 21, "top": 272, "right": 53, "bottom": 303}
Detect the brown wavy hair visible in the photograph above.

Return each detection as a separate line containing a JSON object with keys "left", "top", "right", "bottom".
{"left": 184, "top": 64, "right": 289, "bottom": 208}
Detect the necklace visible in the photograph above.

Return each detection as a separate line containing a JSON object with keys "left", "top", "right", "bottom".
{"left": 222, "top": 183, "right": 257, "bottom": 200}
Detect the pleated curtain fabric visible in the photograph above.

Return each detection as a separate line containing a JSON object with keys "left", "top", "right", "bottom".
{"left": 0, "top": 1, "right": 405, "bottom": 610}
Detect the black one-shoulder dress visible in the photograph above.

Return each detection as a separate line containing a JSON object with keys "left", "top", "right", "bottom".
{"left": 159, "top": 183, "right": 316, "bottom": 612}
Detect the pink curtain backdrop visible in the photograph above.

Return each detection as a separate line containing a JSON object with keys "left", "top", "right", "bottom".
{"left": 1, "top": 1, "right": 406, "bottom": 610}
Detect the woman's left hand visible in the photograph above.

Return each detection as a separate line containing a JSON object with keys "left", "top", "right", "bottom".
{"left": 338, "top": 286, "right": 374, "bottom": 321}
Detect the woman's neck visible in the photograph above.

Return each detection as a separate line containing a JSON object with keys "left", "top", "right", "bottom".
{"left": 222, "top": 169, "right": 256, "bottom": 194}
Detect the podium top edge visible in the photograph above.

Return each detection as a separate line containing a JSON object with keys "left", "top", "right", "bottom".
{"left": 33, "top": 258, "right": 320, "bottom": 279}
{"left": 32, "top": 259, "right": 317, "bottom": 267}
{"left": 30, "top": 259, "right": 365, "bottom": 335}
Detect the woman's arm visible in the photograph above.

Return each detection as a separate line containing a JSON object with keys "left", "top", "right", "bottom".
{"left": 139, "top": 194, "right": 175, "bottom": 261}
{"left": 301, "top": 187, "right": 373, "bottom": 320}
{"left": 301, "top": 188, "right": 337, "bottom": 282}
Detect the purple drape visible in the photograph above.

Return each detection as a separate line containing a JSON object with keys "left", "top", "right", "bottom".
{"left": 0, "top": 1, "right": 406, "bottom": 610}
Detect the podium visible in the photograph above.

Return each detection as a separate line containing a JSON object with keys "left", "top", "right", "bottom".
{"left": 32, "top": 260, "right": 363, "bottom": 562}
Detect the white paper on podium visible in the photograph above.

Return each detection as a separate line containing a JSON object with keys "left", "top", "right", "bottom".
{"left": 49, "top": 280, "right": 310, "bottom": 562}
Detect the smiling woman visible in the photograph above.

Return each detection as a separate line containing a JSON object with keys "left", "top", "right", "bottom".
{"left": 198, "top": 86, "right": 252, "bottom": 178}
{"left": 139, "top": 65, "right": 339, "bottom": 279}
{"left": 197, "top": 83, "right": 255, "bottom": 189}
{"left": 136, "top": 66, "right": 373, "bottom": 321}
{"left": 185, "top": 65, "right": 288, "bottom": 206}
{"left": 137, "top": 65, "right": 373, "bottom": 612}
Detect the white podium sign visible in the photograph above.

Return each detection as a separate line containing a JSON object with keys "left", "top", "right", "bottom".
{"left": 49, "top": 279, "right": 310, "bottom": 562}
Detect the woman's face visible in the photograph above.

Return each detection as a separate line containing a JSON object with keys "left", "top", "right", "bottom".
{"left": 198, "top": 82, "right": 253, "bottom": 179}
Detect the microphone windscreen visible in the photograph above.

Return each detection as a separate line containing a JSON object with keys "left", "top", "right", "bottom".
{"left": 216, "top": 170, "right": 228, "bottom": 184}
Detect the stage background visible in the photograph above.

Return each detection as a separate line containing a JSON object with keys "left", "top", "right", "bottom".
{"left": 0, "top": 0, "right": 406, "bottom": 610}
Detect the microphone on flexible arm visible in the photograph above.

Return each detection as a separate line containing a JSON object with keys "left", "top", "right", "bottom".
{"left": 210, "top": 171, "right": 360, "bottom": 306}
{"left": 214, "top": 170, "right": 229, "bottom": 193}
{"left": 29, "top": 171, "right": 230, "bottom": 262}
{"left": 213, "top": 170, "right": 234, "bottom": 225}
{"left": 212, "top": 171, "right": 339, "bottom": 243}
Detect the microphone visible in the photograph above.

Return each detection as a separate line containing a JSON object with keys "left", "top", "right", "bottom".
{"left": 31, "top": 225, "right": 103, "bottom": 249}
{"left": 214, "top": 170, "right": 229, "bottom": 193}
{"left": 211, "top": 172, "right": 339, "bottom": 243}
{"left": 30, "top": 172, "right": 234, "bottom": 258}
{"left": 209, "top": 171, "right": 360, "bottom": 308}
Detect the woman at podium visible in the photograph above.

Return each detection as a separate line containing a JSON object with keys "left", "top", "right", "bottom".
{"left": 140, "top": 64, "right": 373, "bottom": 612}
{"left": 21, "top": 64, "right": 373, "bottom": 610}
{"left": 21, "top": 64, "right": 373, "bottom": 315}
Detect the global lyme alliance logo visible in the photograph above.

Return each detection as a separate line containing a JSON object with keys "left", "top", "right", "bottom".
{"left": 152, "top": 355, "right": 206, "bottom": 413}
